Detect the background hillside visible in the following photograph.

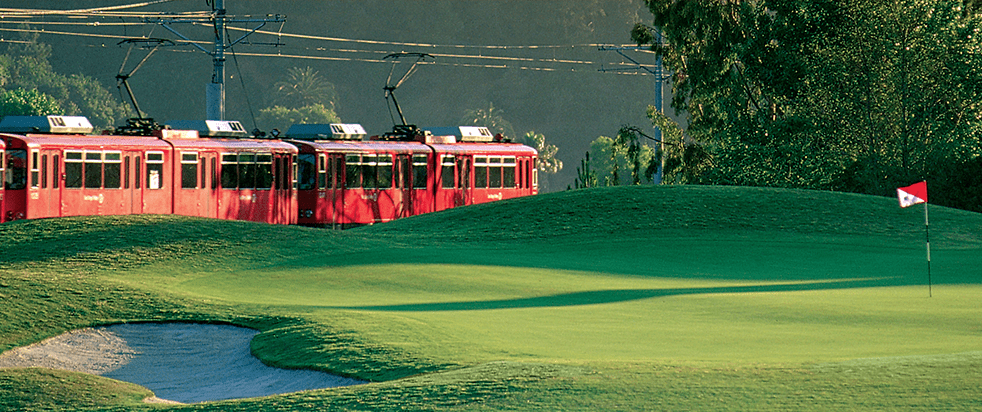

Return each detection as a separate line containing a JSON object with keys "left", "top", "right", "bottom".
{"left": 1, "top": 0, "right": 670, "bottom": 190}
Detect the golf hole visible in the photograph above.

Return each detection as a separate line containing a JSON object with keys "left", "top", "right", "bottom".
{"left": 0, "top": 323, "right": 365, "bottom": 403}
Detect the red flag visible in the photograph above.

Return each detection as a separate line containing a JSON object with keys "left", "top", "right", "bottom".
{"left": 897, "top": 181, "right": 927, "bottom": 208}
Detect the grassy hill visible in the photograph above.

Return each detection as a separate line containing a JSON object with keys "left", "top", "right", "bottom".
{"left": 1, "top": 185, "right": 981, "bottom": 410}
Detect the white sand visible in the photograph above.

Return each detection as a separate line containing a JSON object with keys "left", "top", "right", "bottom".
{"left": 0, "top": 323, "right": 364, "bottom": 404}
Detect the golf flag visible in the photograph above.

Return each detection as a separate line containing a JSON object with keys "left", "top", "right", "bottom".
{"left": 897, "top": 181, "right": 933, "bottom": 296}
{"left": 897, "top": 181, "right": 928, "bottom": 208}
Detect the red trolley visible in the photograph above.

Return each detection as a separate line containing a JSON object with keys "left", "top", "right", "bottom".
{"left": 0, "top": 116, "right": 297, "bottom": 225}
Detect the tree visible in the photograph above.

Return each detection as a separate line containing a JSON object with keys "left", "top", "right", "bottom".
{"left": 255, "top": 67, "right": 342, "bottom": 133}
{"left": 460, "top": 102, "right": 516, "bottom": 139}
{"left": 256, "top": 104, "right": 341, "bottom": 134}
{"left": 573, "top": 151, "right": 599, "bottom": 189}
{"left": 271, "top": 66, "right": 339, "bottom": 111}
{"left": 0, "top": 32, "right": 128, "bottom": 129}
{"left": 518, "top": 131, "right": 563, "bottom": 192}
{"left": 0, "top": 88, "right": 62, "bottom": 121}
{"left": 574, "top": 132, "right": 659, "bottom": 188}
{"left": 633, "top": 0, "right": 982, "bottom": 211}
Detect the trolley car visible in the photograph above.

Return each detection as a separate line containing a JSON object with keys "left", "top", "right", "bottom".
{"left": 0, "top": 116, "right": 538, "bottom": 227}
{"left": 0, "top": 116, "right": 297, "bottom": 224}
{"left": 289, "top": 124, "right": 537, "bottom": 227}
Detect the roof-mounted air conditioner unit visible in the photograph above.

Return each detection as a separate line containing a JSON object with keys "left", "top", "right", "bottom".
{"left": 423, "top": 126, "right": 494, "bottom": 142}
{"left": 286, "top": 123, "right": 367, "bottom": 141}
{"left": 164, "top": 120, "right": 250, "bottom": 138}
{"left": 0, "top": 115, "right": 94, "bottom": 134}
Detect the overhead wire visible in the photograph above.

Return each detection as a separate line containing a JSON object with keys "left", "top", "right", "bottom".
{"left": 0, "top": 1, "right": 210, "bottom": 18}
{"left": 0, "top": 11, "right": 657, "bottom": 75}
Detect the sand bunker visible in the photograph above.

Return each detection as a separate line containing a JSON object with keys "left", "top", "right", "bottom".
{"left": 0, "top": 323, "right": 364, "bottom": 403}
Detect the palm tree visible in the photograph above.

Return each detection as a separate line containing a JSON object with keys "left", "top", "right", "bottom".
{"left": 272, "top": 66, "right": 339, "bottom": 111}
{"left": 459, "top": 102, "right": 515, "bottom": 139}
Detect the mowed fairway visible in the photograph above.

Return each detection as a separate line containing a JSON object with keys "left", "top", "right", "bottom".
{"left": 2, "top": 185, "right": 981, "bottom": 410}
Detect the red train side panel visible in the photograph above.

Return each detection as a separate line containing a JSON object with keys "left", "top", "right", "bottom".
{"left": 292, "top": 139, "right": 430, "bottom": 227}
{"left": 164, "top": 131, "right": 297, "bottom": 225}
{"left": 0, "top": 138, "right": 6, "bottom": 222}
{"left": 1, "top": 118, "right": 538, "bottom": 228}
{"left": 0, "top": 117, "right": 296, "bottom": 225}
{"left": 428, "top": 142, "right": 538, "bottom": 211}
{"left": 0, "top": 133, "right": 176, "bottom": 220}
{"left": 288, "top": 124, "right": 538, "bottom": 227}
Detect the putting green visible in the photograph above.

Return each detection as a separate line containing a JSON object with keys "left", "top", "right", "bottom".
{"left": 2, "top": 185, "right": 981, "bottom": 411}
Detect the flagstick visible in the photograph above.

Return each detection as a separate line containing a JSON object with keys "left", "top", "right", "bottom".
{"left": 924, "top": 201, "right": 932, "bottom": 298}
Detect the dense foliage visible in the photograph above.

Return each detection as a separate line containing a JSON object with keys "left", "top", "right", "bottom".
{"left": 0, "top": 33, "right": 128, "bottom": 129}
{"left": 254, "top": 66, "right": 342, "bottom": 133}
{"left": 634, "top": 0, "right": 982, "bottom": 211}
{"left": 573, "top": 125, "right": 662, "bottom": 189}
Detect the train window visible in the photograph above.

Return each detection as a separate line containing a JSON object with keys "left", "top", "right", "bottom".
{"left": 30, "top": 151, "right": 40, "bottom": 189}
{"left": 457, "top": 156, "right": 470, "bottom": 189}
{"left": 474, "top": 156, "right": 488, "bottom": 189}
{"left": 361, "top": 155, "right": 377, "bottom": 189}
{"left": 488, "top": 157, "right": 503, "bottom": 188}
{"left": 297, "top": 154, "right": 316, "bottom": 190}
{"left": 200, "top": 157, "right": 207, "bottom": 189}
{"left": 221, "top": 153, "right": 238, "bottom": 189}
{"left": 124, "top": 156, "right": 130, "bottom": 189}
{"left": 211, "top": 157, "right": 218, "bottom": 190}
{"left": 6, "top": 150, "right": 27, "bottom": 190}
{"left": 64, "top": 151, "right": 83, "bottom": 188}
{"left": 503, "top": 157, "right": 517, "bottom": 188}
{"left": 84, "top": 152, "right": 103, "bottom": 188}
{"left": 181, "top": 152, "right": 199, "bottom": 189}
{"left": 104, "top": 152, "right": 122, "bottom": 189}
{"left": 256, "top": 154, "right": 273, "bottom": 190}
{"left": 397, "top": 156, "right": 410, "bottom": 189}
{"left": 318, "top": 155, "right": 327, "bottom": 189}
{"left": 441, "top": 155, "right": 455, "bottom": 189}
{"left": 345, "top": 154, "right": 361, "bottom": 188}
{"left": 53, "top": 154, "right": 59, "bottom": 189}
{"left": 524, "top": 159, "right": 531, "bottom": 189}
{"left": 272, "top": 157, "right": 279, "bottom": 190}
{"left": 134, "top": 157, "right": 141, "bottom": 189}
{"left": 146, "top": 151, "right": 165, "bottom": 190}
{"left": 325, "top": 155, "right": 333, "bottom": 189}
{"left": 41, "top": 154, "right": 47, "bottom": 189}
{"left": 412, "top": 154, "right": 427, "bottom": 189}
{"left": 333, "top": 156, "right": 343, "bottom": 189}
{"left": 239, "top": 153, "right": 257, "bottom": 190}
{"left": 532, "top": 158, "right": 538, "bottom": 189}
{"left": 377, "top": 154, "right": 393, "bottom": 189}
{"left": 0, "top": 150, "right": 4, "bottom": 188}
{"left": 277, "top": 156, "right": 289, "bottom": 191}
{"left": 292, "top": 157, "right": 299, "bottom": 190}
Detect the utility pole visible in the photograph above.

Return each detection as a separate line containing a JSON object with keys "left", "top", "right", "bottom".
{"left": 210, "top": 0, "right": 228, "bottom": 121}
{"left": 147, "top": 0, "right": 284, "bottom": 120}
{"left": 599, "top": 40, "right": 669, "bottom": 182}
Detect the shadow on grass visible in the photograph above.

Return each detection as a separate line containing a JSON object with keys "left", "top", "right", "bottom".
{"left": 341, "top": 278, "right": 896, "bottom": 312}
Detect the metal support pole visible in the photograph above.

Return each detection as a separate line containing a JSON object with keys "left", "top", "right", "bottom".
{"left": 207, "top": 0, "right": 227, "bottom": 120}
{"left": 148, "top": 0, "right": 283, "bottom": 121}
{"left": 925, "top": 202, "right": 932, "bottom": 297}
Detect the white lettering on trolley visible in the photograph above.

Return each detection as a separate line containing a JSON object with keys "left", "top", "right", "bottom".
{"left": 487, "top": 192, "right": 503, "bottom": 201}
{"left": 240, "top": 194, "right": 256, "bottom": 202}
{"left": 83, "top": 194, "right": 105, "bottom": 204}
{"left": 361, "top": 192, "right": 379, "bottom": 201}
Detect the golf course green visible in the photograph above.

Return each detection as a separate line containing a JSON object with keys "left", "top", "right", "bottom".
{"left": 1, "top": 185, "right": 980, "bottom": 410}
